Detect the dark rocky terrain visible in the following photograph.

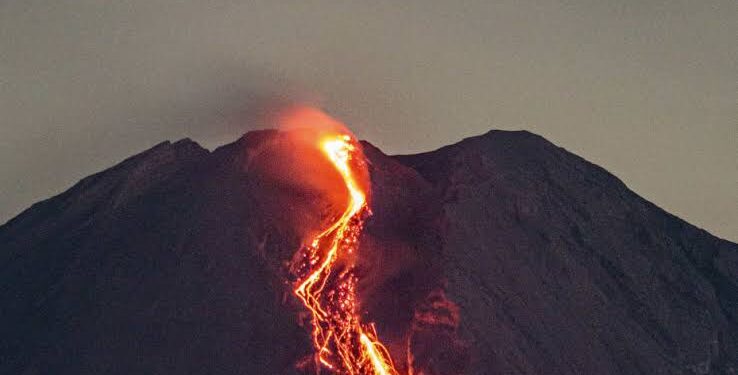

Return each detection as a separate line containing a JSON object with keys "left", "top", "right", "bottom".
{"left": 1, "top": 129, "right": 735, "bottom": 374}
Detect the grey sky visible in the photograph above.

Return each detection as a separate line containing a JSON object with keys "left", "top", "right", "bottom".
{"left": 1, "top": 1, "right": 736, "bottom": 241}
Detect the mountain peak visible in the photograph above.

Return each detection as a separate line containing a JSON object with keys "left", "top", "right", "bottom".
{"left": 1, "top": 128, "right": 736, "bottom": 374}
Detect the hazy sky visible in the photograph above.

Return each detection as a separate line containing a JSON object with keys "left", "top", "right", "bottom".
{"left": 1, "top": 1, "right": 736, "bottom": 241}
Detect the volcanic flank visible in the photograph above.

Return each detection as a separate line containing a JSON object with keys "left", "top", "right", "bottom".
{"left": 1, "top": 127, "right": 736, "bottom": 375}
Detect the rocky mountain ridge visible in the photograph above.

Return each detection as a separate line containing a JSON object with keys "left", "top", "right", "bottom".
{"left": 1, "top": 129, "right": 735, "bottom": 374}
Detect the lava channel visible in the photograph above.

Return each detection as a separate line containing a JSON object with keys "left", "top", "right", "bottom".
{"left": 290, "top": 133, "right": 399, "bottom": 375}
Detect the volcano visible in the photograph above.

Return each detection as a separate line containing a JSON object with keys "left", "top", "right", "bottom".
{"left": 1, "top": 128, "right": 736, "bottom": 375}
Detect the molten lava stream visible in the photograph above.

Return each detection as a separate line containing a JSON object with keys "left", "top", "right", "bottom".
{"left": 292, "top": 134, "right": 399, "bottom": 375}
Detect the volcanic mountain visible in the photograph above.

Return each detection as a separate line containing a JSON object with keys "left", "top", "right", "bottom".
{"left": 1, "top": 129, "right": 736, "bottom": 374}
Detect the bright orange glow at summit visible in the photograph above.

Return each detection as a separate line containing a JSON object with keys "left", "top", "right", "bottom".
{"left": 290, "top": 115, "right": 399, "bottom": 374}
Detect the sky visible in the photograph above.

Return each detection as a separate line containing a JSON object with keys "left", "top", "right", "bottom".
{"left": 1, "top": 1, "right": 736, "bottom": 241}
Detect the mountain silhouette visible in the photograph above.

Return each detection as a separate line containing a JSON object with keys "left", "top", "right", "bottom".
{"left": 1, "top": 129, "right": 735, "bottom": 374}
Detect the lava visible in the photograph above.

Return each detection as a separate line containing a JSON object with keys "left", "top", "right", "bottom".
{"left": 291, "top": 132, "right": 399, "bottom": 374}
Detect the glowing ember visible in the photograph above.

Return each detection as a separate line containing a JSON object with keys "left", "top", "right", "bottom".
{"left": 291, "top": 133, "right": 399, "bottom": 374}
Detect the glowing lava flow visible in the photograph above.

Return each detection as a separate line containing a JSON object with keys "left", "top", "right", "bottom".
{"left": 292, "top": 134, "right": 399, "bottom": 375}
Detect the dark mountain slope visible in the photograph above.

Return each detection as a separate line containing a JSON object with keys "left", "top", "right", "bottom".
{"left": 0, "top": 133, "right": 309, "bottom": 374}
{"left": 0, "top": 129, "right": 735, "bottom": 374}
{"left": 396, "top": 130, "right": 737, "bottom": 374}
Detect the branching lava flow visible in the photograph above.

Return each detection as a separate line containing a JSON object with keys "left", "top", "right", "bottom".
{"left": 291, "top": 133, "right": 399, "bottom": 374}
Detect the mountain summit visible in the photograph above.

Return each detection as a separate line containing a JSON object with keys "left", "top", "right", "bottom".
{"left": 1, "top": 130, "right": 736, "bottom": 374}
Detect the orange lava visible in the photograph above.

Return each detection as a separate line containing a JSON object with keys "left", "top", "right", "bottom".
{"left": 291, "top": 133, "right": 399, "bottom": 374}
